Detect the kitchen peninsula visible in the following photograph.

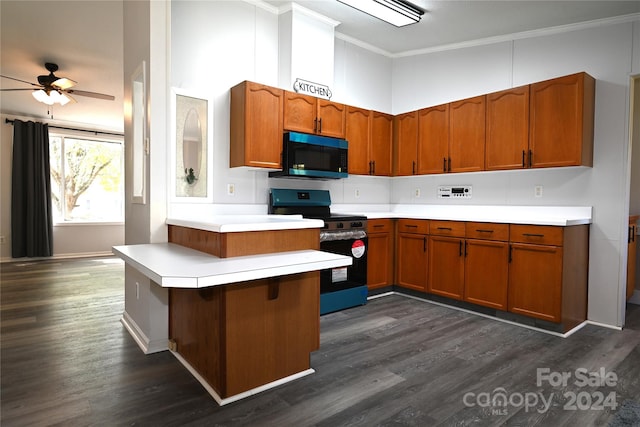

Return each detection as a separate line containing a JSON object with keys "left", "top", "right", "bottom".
{"left": 114, "top": 215, "right": 351, "bottom": 405}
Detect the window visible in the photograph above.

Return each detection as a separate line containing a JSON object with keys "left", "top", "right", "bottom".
{"left": 49, "top": 133, "right": 124, "bottom": 223}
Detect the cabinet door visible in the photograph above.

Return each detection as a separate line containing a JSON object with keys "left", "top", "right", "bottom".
{"left": 396, "top": 232, "right": 428, "bottom": 291}
{"left": 317, "top": 100, "right": 346, "bottom": 138}
{"left": 346, "top": 106, "right": 371, "bottom": 175}
{"left": 230, "top": 81, "right": 283, "bottom": 168}
{"left": 486, "top": 86, "right": 529, "bottom": 170}
{"left": 417, "top": 104, "right": 449, "bottom": 174}
{"left": 370, "top": 111, "right": 393, "bottom": 176}
{"left": 508, "top": 243, "right": 563, "bottom": 322}
{"left": 428, "top": 236, "right": 464, "bottom": 300}
{"left": 529, "top": 72, "right": 595, "bottom": 168}
{"left": 368, "top": 221, "right": 394, "bottom": 289}
{"left": 464, "top": 239, "right": 509, "bottom": 310}
{"left": 283, "top": 91, "right": 316, "bottom": 134}
{"left": 449, "top": 95, "right": 486, "bottom": 172}
{"left": 394, "top": 111, "right": 418, "bottom": 176}
{"left": 628, "top": 221, "right": 638, "bottom": 300}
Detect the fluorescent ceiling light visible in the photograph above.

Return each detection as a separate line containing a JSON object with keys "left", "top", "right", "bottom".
{"left": 338, "top": 0, "right": 424, "bottom": 27}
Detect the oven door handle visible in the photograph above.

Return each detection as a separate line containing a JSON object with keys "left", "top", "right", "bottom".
{"left": 320, "top": 230, "right": 367, "bottom": 242}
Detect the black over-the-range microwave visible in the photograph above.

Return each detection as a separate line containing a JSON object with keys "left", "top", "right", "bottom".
{"left": 269, "top": 131, "right": 348, "bottom": 179}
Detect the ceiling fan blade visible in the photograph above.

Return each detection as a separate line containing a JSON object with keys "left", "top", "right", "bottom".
{"left": 53, "top": 77, "right": 76, "bottom": 90}
{"left": 0, "top": 88, "right": 37, "bottom": 91}
{"left": 66, "top": 89, "right": 115, "bottom": 101}
{"left": 1, "top": 75, "right": 42, "bottom": 87}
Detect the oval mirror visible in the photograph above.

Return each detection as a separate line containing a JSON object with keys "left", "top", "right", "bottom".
{"left": 183, "top": 108, "right": 202, "bottom": 184}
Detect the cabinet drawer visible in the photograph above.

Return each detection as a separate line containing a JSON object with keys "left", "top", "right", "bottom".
{"left": 465, "top": 222, "right": 509, "bottom": 241}
{"left": 397, "top": 219, "right": 429, "bottom": 234}
{"left": 368, "top": 219, "right": 392, "bottom": 233}
{"left": 510, "top": 224, "right": 563, "bottom": 246}
{"left": 430, "top": 220, "right": 465, "bottom": 237}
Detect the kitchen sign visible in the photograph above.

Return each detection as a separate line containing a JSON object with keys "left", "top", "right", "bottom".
{"left": 293, "top": 78, "right": 332, "bottom": 100}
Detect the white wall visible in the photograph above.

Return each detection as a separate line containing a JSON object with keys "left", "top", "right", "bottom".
{"left": 391, "top": 20, "right": 639, "bottom": 327}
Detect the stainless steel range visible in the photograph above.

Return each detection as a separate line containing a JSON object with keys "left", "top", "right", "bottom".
{"left": 269, "top": 188, "right": 368, "bottom": 314}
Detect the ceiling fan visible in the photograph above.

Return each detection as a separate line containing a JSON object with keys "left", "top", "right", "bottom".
{"left": 0, "top": 62, "right": 115, "bottom": 105}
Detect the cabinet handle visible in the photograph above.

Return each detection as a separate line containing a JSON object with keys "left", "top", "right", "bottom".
{"left": 372, "top": 160, "right": 376, "bottom": 175}
{"left": 509, "top": 245, "right": 512, "bottom": 263}
{"left": 476, "top": 229, "right": 494, "bottom": 233}
{"left": 630, "top": 226, "right": 635, "bottom": 244}
{"left": 522, "top": 233, "right": 544, "bottom": 237}
{"left": 448, "top": 157, "right": 452, "bottom": 172}
{"left": 373, "top": 224, "right": 385, "bottom": 228}
{"left": 522, "top": 150, "right": 526, "bottom": 168}
{"left": 443, "top": 157, "right": 447, "bottom": 173}
{"left": 405, "top": 224, "right": 418, "bottom": 228}
{"left": 314, "top": 117, "right": 318, "bottom": 132}
{"left": 437, "top": 227, "right": 452, "bottom": 231}
{"left": 423, "top": 237, "right": 427, "bottom": 252}
{"left": 318, "top": 118, "right": 322, "bottom": 133}
{"left": 528, "top": 149, "right": 533, "bottom": 168}
{"left": 459, "top": 240, "right": 463, "bottom": 256}
{"left": 412, "top": 161, "right": 416, "bottom": 175}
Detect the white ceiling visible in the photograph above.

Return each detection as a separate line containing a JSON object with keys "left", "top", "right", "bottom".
{"left": 1, "top": 1, "right": 638, "bottom": 132}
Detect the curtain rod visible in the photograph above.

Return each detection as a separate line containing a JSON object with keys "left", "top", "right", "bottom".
{"left": 5, "top": 118, "right": 123, "bottom": 137}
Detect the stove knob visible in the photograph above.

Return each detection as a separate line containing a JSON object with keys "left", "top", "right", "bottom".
{"left": 351, "top": 221, "right": 362, "bottom": 228}
{"left": 337, "top": 222, "right": 344, "bottom": 229}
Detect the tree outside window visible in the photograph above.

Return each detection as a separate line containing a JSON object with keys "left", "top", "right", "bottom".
{"left": 49, "top": 134, "right": 124, "bottom": 223}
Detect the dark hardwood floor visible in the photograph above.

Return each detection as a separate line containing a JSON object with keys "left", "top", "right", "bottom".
{"left": 2, "top": 257, "right": 639, "bottom": 426}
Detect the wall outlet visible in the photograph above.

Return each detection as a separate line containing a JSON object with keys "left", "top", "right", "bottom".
{"left": 355, "top": 188, "right": 361, "bottom": 198}
{"left": 414, "top": 188, "right": 421, "bottom": 198}
{"left": 535, "top": 185, "right": 543, "bottom": 198}
{"left": 227, "top": 183, "right": 235, "bottom": 196}
{"left": 0, "top": 236, "right": 5, "bottom": 244}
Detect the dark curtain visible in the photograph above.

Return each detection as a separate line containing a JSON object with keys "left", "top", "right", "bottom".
{"left": 11, "top": 120, "right": 54, "bottom": 258}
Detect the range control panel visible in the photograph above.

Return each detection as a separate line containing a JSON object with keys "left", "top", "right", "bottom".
{"left": 438, "top": 185, "right": 472, "bottom": 199}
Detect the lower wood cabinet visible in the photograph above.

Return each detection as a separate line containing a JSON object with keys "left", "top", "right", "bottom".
{"left": 428, "top": 221, "right": 465, "bottom": 299}
{"left": 396, "top": 219, "right": 429, "bottom": 292}
{"left": 507, "top": 224, "right": 588, "bottom": 331}
{"left": 627, "top": 216, "right": 638, "bottom": 300}
{"left": 367, "top": 219, "right": 394, "bottom": 289}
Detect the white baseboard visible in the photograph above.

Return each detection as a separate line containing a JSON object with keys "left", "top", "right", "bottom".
{"left": 121, "top": 311, "right": 168, "bottom": 354}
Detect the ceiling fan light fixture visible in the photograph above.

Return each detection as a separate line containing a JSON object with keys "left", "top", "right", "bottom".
{"left": 338, "top": 0, "right": 424, "bottom": 27}
{"left": 32, "top": 89, "right": 71, "bottom": 106}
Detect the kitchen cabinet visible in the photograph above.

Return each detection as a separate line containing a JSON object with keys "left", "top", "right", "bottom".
{"left": 396, "top": 219, "right": 429, "bottom": 291}
{"left": 449, "top": 95, "right": 486, "bottom": 172}
{"left": 283, "top": 91, "right": 345, "bottom": 138}
{"left": 230, "top": 81, "right": 283, "bottom": 169}
{"left": 428, "top": 221, "right": 466, "bottom": 300}
{"left": 628, "top": 216, "right": 638, "bottom": 300}
{"left": 529, "top": 72, "right": 595, "bottom": 168}
{"left": 417, "top": 104, "right": 449, "bottom": 174}
{"left": 393, "top": 111, "right": 419, "bottom": 176}
{"left": 367, "top": 219, "right": 395, "bottom": 289}
{"left": 486, "top": 85, "right": 530, "bottom": 170}
{"left": 464, "top": 223, "right": 510, "bottom": 310}
{"left": 370, "top": 111, "right": 393, "bottom": 176}
{"left": 346, "top": 108, "right": 393, "bottom": 176}
{"left": 508, "top": 224, "right": 588, "bottom": 331}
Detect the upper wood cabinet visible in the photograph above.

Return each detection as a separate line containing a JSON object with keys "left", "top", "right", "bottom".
{"left": 230, "top": 81, "right": 283, "bottom": 169}
{"left": 393, "top": 111, "right": 419, "bottom": 176}
{"left": 529, "top": 72, "right": 595, "bottom": 168}
{"left": 283, "top": 91, "right": 346, "bottom": 138}
{"left": 417, "top": 104, "right": 449, "bottom": 174}
{"left": 449, "top": 95, "right": 486, "bottom": 173}
{"left": 486, "top": 85, "right": 530, "bottom": 170}
{"left": 346, "top": 108, "right": 393, "bottom": 176}
{"left": 370, "top": 111, "right": 393, "bottom": 176}
{"left": 346, "top": 106, "right": 370, "bottom": 175}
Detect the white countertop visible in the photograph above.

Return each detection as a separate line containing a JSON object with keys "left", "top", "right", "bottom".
{"left": 166, "top": 215, "right": 324, "bottom": 233}
{"left": 333, "top": 205, "right": 592, "bottom": 226}
{"left": 113, "top": 243, "right": 351, "bottom": 288}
